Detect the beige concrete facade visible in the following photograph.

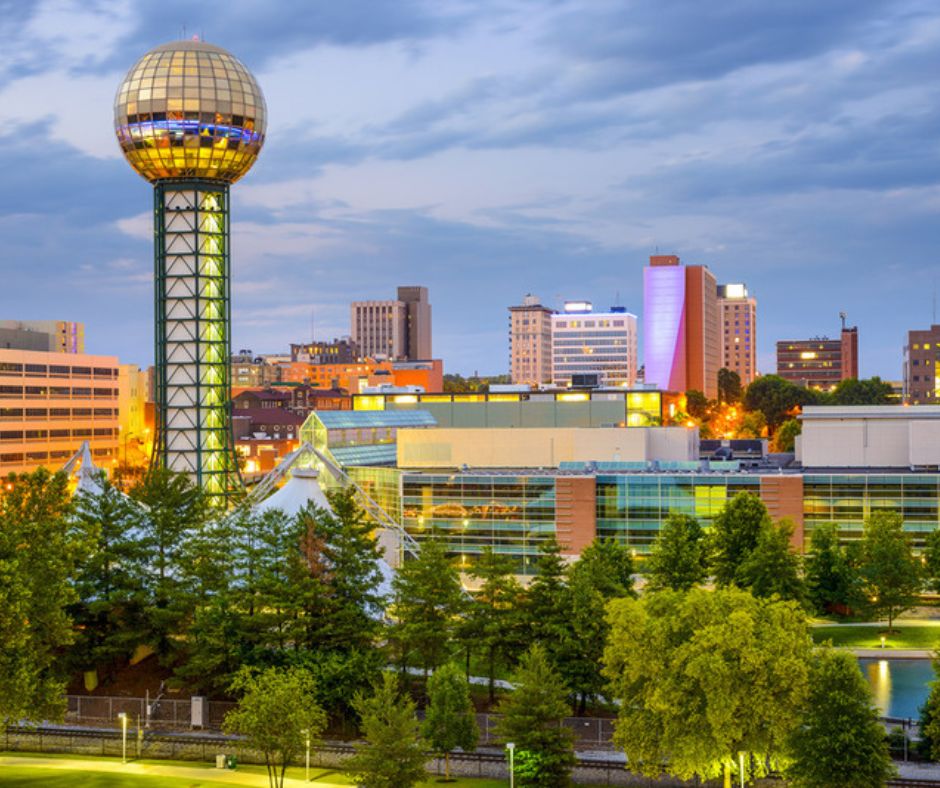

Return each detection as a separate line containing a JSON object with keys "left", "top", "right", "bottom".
{"left": 509, "top": 295, "right": 553, "bottom": 386}
{"left": 718, "top": 284, "right": 757, "bottom": 385}
{"left": 0, "top": 320, "right": 84, "bottom": 353}
{"left": 799, "top": 405, "right": 940, "bottom": 468}
{"left": 0, "top": 348, "right": 120, "bottom": 475}
{"left": 397, "top": 425, "right": 698, "bottom": 468}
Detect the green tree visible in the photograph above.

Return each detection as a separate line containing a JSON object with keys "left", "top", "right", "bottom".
{"left": 495, "top": 645, "right": 576, "bottom": 788}
{"left": 773, "top": 418, "right": 801, "bottom": 452}
{"left": 0, "top": 469, "right": 80, "bottom": 725}
{"left": 710, "top": 491, "right": 771, "bottom": 587}
{"left": 557, "top": 572, "right": 608, "bottom": 714}
{"left": 223, "top": 666, "right": 327, "bottom": 788}
{"left": 645, "top": 513, "right": 709, "bottom": 592}
{"left": 860, "top": 510, "right": 921, "bottom": 630}
{"left": 919, "top": 659, "right": 940, "bottom": 760}
{"left": 830, "top": 377, "right": 893, "bottom": 406}
{"left": 567, "top": 537, "right": 635, "bottom": 599}
{"left": 348, "top": 672, "right": 428, "bottom": 788}
{"left": 603, "top": 589, "right": 813, "bottom": 784}
{"left": 737, "top": 519, "right": 806, "bottom": 603}
{"left": 423, "top": 663, "right": 479, "bottom": 781}
{"left": 743, "top": 374, "right": 816, "bottom": 432}
{"left": 69, "top": 473, "right": 148, "bottom": 681}
{"left": 131, "top": 469, "right": 208, "bottom": 660}
{"left": 785, "top": 649, "right": 894, "bottom": 787}
{"left": 805, "top": 523, "right": 862, "bottom": 615}
{"left": 465, "top": 548, "right": 523, "bottom": 702}
{"left": 924, "top": 528, "right": 940, "bottom": 594}
{"left": 717, "top": 368, "right": 742, "bottom": 404}
{"left": 391, "top": 537, "right": 464, "bottom": 676}
{"left": 685, "top": 389, "right": 710, "bottom": 420}
{"left": 737, "top": 410, "right": 766, "bottom": 439}
{"left": 521, "top": 538, "right": 571, "bottom": 659}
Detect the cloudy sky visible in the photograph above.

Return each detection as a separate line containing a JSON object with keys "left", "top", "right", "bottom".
{"left": 1, "top": 0, "right": 939, "bottom": 378}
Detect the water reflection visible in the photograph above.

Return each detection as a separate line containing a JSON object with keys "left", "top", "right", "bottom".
{"left": 859, "top": 658, "right": 934, "bottom": 719}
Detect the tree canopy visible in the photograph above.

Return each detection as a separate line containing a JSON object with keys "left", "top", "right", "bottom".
{"left": 785, "top": 650, "right": 894, "bottom": 787}
{"left": 603, "top": 588, "right": 813, "bottom": 783}
{"left": 860, "top": 510, "right": 921, "bottom": 629}
{"left": 709, "top": 491, "right": 772, "bottom": 587}
{"left": 645, "top": 513, "right": 709, "bottom": 592}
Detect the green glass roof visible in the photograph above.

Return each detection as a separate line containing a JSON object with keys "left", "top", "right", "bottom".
{"left": 330, "top": 444, "right": 398, "bottom": 467}
{"left": 315, "top": 410, "right": 437, "bottom": 429}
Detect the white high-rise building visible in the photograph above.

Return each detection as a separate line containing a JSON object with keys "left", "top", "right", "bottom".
{"left": 551, "top": 302, "right": 638, "bottom": 387}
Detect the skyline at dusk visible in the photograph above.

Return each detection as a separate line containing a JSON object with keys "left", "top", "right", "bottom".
{"left": 2, "top": 1, "right": 940, "bottom": 376}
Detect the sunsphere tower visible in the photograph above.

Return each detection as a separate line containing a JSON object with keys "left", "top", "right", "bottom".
{"left": 114, "top": 40, "right": 266, "bottom": 501}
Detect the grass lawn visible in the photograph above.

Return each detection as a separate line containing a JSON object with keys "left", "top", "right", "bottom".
{"left": 812, "top": 624, "right": 940, "bottom": 650}
{"left": 0, "top": 754, "right": 506, "bottom": 787}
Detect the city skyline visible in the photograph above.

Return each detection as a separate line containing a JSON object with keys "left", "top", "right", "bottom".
{"left": 2, "top": 1, "right": 940, "bottom": 378}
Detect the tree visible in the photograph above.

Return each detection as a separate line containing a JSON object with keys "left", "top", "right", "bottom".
{"left": 557, "top": 571, "right": 608, "bottom": 714}
{"left": 737, "top": 410, "right": 767, "bottom": 439}
{"left": 743, "top": 374, "right": 816, "bottom": 432}
{"left": 685, "top": 390, "right": 710, "bottom": 420}
{"left": 494, "top": 645, "right": 576, "bottom": 787}
{"left": 69, "top": 474, "right": 148, "bottom": 682}
{"left": 717, "top": 368, "right": 742, "bottom": 404}
{"left": 603, "top": 589, "right": 813, "bottom": 784}
{"left": 773, "top": 418, "right": 801, "bottom": 452}
{"left": 860, "top": 510, "right": 921, "bottom": 630}
{"left": 830, "top": 377, "right": 893, "bottom": 406}
{"left": 785, "top": 649, "right": 894, "bottom": 787}
{"left": 0, "top": 469, "right": 80, "bottom": 725}
{"left": 566, "top": 537, "right": 635, "bottom": 600}
{"left": 709, "top": 491, "right": 771, "bottom": 587}
{"left": 222, "top": 666, "right": 327, "bottom": 788}
{"left": 131, "top": 469, "right": 208, "bottom": 660}
{"left": 348, "top": 672, "right": 428, "bottom": 788}
{"left": 919, "top": 659, "right": 940, "bottom": 761}
{"left": 645, "top": 513, "right": 709, "bottom": 592}
{"left": 423, "top": 663, "right": 479, "bottom": 781}
{"left": 520, "top": 538, "right": 571, "bottom": 652}
{"left": 805, "top": 523, "right": 862, "bottom": 615}
{"left": 737, "top": 519, "right": 806, "bottom": 603}
{"left": 924, "top": 528, "right": 940, "bottom": 594}
{"left": 391, "top": 537, "right": 464, "bottom": 676}
{"left": 465, "top": 548, "right": 523, "bottom": 702}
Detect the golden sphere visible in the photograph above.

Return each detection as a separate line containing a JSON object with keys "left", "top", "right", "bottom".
{"left": 114, "top": 40, "right": 266, "bottom": 183}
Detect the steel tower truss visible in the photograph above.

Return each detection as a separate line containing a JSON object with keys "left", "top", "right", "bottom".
{"left": 153, "top": 179, "right": 240, "bottom": 502}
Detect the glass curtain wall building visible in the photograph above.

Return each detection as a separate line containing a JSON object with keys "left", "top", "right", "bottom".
{"left": 114, "top": 40, "right": 266, "bottom": 502}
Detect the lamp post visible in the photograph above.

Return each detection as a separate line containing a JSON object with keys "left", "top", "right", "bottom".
{"left": 302, "top": 728, "right": 310, "bottom": 782}
{"left": 506, "top": 742, "right": 515, "bottom": 788}
{"left": 738, "top": 751, "right": 745, "bottom": 788}
{"left": 118, "top": 712, "right": 128, "bottom": 764}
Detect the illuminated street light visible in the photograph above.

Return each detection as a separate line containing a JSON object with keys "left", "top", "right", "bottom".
{"left": 506, "top": 741, "right": 515, "bottom": 788}
{"left": 118, "top": 712, "right": 128, "bottom": 764}
{"left": 302, "top": 728, "right": 311, "bottom": 782}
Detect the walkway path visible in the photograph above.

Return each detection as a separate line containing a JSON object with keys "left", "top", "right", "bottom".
{"left": 0, "top": 755, "right": 347, "bottom": 786}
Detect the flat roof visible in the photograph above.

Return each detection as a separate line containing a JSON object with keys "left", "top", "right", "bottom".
{"left": 802, "top": 405, "right": 940, "bottom": 420}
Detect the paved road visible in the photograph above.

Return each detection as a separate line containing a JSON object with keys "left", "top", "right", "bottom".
{"left": 0, "top": 755, "right": 347, "bottom": 786}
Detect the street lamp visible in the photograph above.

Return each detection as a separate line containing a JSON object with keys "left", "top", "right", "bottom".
{"left": 118, "top": 712, "right": 128, "bottom": 764}
{"left": 506, "top": 742, "right": 515, "bottom": 788}
{"left": 302, "top": 728, "right": 311, "bottom": 782}
{"left": 738, "top": 751, "right": 745, "bottom": 788}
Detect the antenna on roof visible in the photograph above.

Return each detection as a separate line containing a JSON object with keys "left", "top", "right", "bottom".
{"left": 839, "top": 311, "right": 847, "bottom": 330}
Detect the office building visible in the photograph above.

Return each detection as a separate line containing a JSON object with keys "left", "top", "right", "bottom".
{"left": 0, "top": 321, "right": 84, "bottom": 354}
{"left": 115, "top": 39, "right": 267, "bottom": 501}
{"left": 643, "top": 255, "right": 720, "bottom": 398}
{"left": 290, "top": 338, "right": 359, "bottom": 365}
{"left": 508, "top": 294, "right": 554, "bottom": 386}
{"left": 904, "top": 325, "right": 940, "bottom": 404}
{"left": 717, "top": 284, "right": 757, "bottom": 385}
{"left": 776, "top": 323, "right": 858, "bottom": 391}
{"left": 351, "top": 286, "right": 432, "bottom": 361}
{"left": 0, "top": 349, "right": 121, "bottom": 475}
{"left": 551, "top": 302, "right": 638, "bottom": 388}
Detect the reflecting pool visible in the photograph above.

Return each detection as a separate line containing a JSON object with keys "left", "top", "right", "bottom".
{"left": 859, "top": 658, "right": 934, "bottom": 719}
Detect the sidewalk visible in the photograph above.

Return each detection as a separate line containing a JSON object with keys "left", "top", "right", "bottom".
{"left": 0, "top": 755, "right": 347, "bottom": 787}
